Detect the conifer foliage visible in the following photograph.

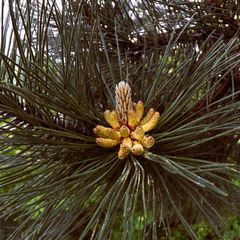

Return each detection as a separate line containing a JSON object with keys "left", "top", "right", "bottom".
{"left": 0, "top": 0, "right": 240, "bottom": 239}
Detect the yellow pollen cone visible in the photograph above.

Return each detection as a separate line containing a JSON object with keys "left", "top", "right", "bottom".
{"left": 104, "top": 110, "right": 120, "bottom": 129}
{"left": 127, "top": 110, "right": 138, "bottom": 129}
{"left": 131, "top": 141, "right": 144, "bottom": 156}
{"left": 140, "top": 108, "right": 155, "bottom": 125}
{"left": 118, "top": 143, "right": 131, "bottom": 160}
{"left": 142, "top": 112, "right": 160, "bottom": 132}
{"left": 93, "top": 125, "right": 109, "bottom": 138}
{"left": 119, "top": 125, "right": 130, "bottom": 137}
{"left": 131, "top": 126, "right": 144, "bottom": 141}
{"left": 141, "top": 136, "right": 155, "bottom": 149}
{"left": 96, "top": 138, "right": 119, "bottom": 148}
{"left": 135, "top": 101, "right": 144, "bottom": 123}
{"left": 122, "top": 137, "right": 133, "bottom": 150}
{"left": 106, "top": 128, "right": 121, "bottom": 140}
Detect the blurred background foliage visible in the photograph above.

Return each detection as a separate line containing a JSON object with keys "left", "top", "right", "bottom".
{"left": 0, "top": 0, "right": 240, "bottom": 239}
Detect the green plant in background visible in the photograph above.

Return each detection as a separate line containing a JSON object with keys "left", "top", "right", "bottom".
{"left": 0, "top": 0, "right": 240, "bottom": 239}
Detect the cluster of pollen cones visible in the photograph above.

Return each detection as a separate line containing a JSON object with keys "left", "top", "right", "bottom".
{"left": 94, "top": 81, "right": 160, "bottom": 160}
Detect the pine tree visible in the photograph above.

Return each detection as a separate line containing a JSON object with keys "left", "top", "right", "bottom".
{"left": 0, "top": 0, "right": 240, "bottom": 239}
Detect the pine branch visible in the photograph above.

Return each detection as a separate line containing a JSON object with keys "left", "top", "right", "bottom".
{"left": 0, "top": 0, "right": 240, "bottom": 239}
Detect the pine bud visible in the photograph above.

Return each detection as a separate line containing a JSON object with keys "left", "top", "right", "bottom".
{"left": 104, "top": 110, "right": 120, "bottom": 129}
{"left": 135, "top": 101, "right": 144, "bottom": 123}
{"left": 140, "top": 108, "right": 155, "bottom": 125}
{"left": 118, "top": 143, "right": 131, "bottom": 160}
{"left": 106, "top": 128, "right": 121, "bottom": 140}
{"left": 93, "top": 125, "right": 109, "bottom": 138}
{"left": 115, "top": 81, "right": 133, "bottom": 124}
{"left": 141, "top": 136, "right": 155, "bottom": 149}
{"left": 141, "top": 112, "right": 160, "bottom": 132}
{"left": 131, "top": 141, "right": 144, "bottom": 156}
{"left": 127, "top": 110, "right": 138, "bottom": 129}
{"left": 122, "top": 137, "right": 133, "bottom": 150}
{"left": 96, "top": 138, "right": 119, "bottom": 148}
{"left": 131, "top": 126, "right": 144, "bottom": 141}
{"left": 119, "top": 125, "right": 130, "bottom": 137}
